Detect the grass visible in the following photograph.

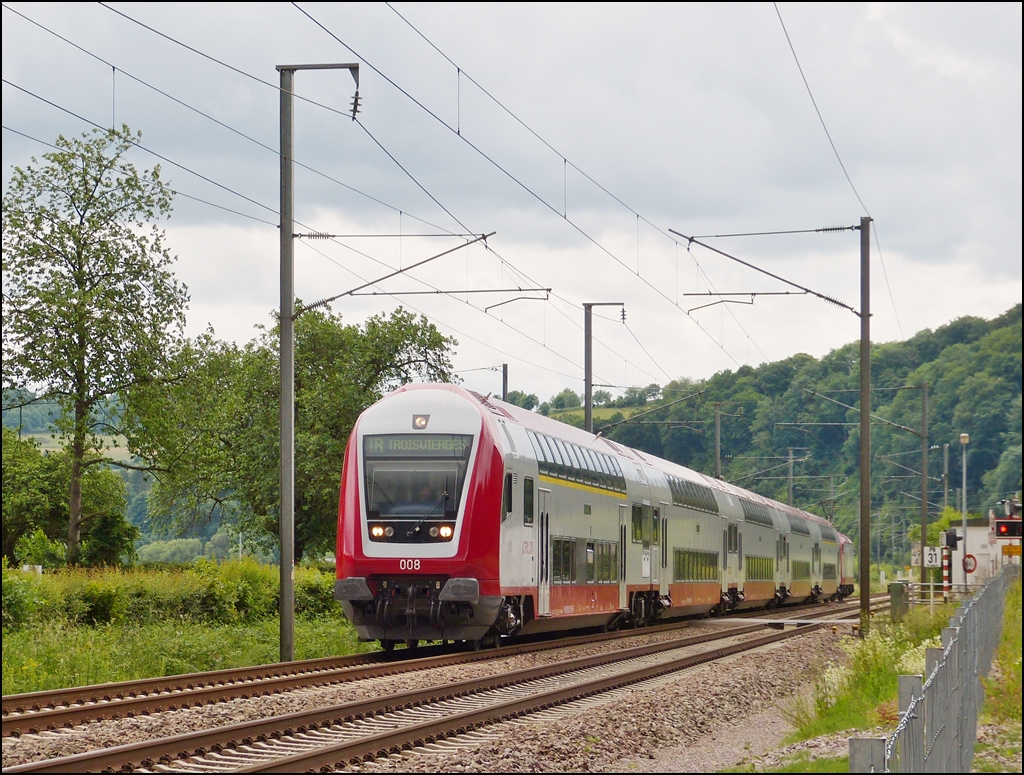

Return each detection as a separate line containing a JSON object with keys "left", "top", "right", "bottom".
{"left": 725, "top": 753, "right": 849, "bottom": 773}
{"left": 973, "top": 724, "right": 1023, "bottom": 773}
{"left": 1, "top": 615, "right": 375, "bottom": 695}
{"left": 782, "top": 602, "right": 954, "bottom": 741}
{"left": 982, "top": 577, "right": 1022, "bottom": 724}
{"left": 973, "top": 576, "right": 1022, "bottom": 772}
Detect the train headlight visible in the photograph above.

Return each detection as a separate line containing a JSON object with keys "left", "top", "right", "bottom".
{"left": 384, "top": 526, "right": 394, "bottom": 537}
{"left": 371, "top": 525, "right": 385, "bottom": 538}
{"left": 429, "top": 526, "right": 439, "bottom": 538}
{"left": 439, "top": 524, "right": 453, "bottom": 539}
{"left": 412, "top": 414, "right": 430, "bottom": 430}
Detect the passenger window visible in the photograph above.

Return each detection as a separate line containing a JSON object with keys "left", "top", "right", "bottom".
{"left": 503, "top": 473, "right": 513, "bottom": 521}
{"left": 523, "top": 476, "right": 534, "bottom": 525}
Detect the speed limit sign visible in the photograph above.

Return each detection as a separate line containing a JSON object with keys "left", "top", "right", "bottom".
{"left": 963, "top": 554, "right": 977, "bottom": 574}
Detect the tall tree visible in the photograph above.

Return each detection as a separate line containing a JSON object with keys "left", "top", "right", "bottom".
{"left": 2, "top": 126, "right": 187, "bottom": 563}
{"left": 144, "top": 307, "right": 456, "bottom": 560}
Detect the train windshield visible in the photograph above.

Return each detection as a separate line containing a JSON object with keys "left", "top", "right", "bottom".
{"left": 363, "top": 434, "right": 473, "bottom": 519}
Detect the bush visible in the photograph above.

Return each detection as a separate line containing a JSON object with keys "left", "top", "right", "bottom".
{"left": 2, "top": 560, "right": 36, "bottom": 630}
{"left": 295, "top": 566, "right": 336, "bottom": 618}
{"left": 138, "top": 539, "right": 203, "bottom": 564}
{"left": 212, "top": 558, "right": 277, "bottom": 620}
{"left": 0, "top": 561, "right": 342, "bottom": 629}
{"left": 13, "top": 529, "right": 66, "bottom": 569}
{"left": 787, "top": 603, "right": 953, "bottom": 740}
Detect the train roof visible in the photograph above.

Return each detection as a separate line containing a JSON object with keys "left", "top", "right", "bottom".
{"left": 389, "top": 383, "right": 844, "bottom": 536}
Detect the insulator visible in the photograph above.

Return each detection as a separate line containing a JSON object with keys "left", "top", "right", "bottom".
{"left": 821, "top": 294, "right": 846, "bottom": 308}
{"left": 817, "top": 225, "right": 851, "bottom": 233}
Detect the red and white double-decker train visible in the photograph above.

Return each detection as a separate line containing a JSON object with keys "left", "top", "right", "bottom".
{"left": 335, "top": 384, "right": 855, "bottom": 649}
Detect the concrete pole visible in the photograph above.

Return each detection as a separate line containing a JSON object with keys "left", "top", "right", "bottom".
{"left": 788, "top": 448, "right": 795, "bottom": 506}
{"left": 961, "top": 433, "right": 969, "bottom": 592}
{"left": 278, "top": 66, "right": 296, "bottom": 663}
{"left": 943, "top": 443, "right": 949, "bottom": 511}
{"left": 584, "top": 304, "right": 593, "bottom": 433}
{"left": 920, "top": 383, "right": 929, "bottom": 585}
{"left": 859, "top": 216, "right": 872, "bottom": 634}
{"left": 276, "top": 61, "right": 358, "bottom": 664}
{"left": 583, "top": 302, "right": 622, "bottom": 434}
{"left": 714, "top": 403, "right": 722, "bottom": 479}
{"left": 502, "top": 363, "right": 508, "bottom": 402}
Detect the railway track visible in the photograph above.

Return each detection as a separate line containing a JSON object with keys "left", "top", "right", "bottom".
{"left": 1, "top": 597, "right": 873, "bottom": 738}
{"left": 4, "top": 600, "right": 881, "bottom": 773}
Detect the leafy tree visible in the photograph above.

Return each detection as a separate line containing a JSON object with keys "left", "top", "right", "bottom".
{"left": 3, "top": 429, "right": 52, "bottom": 562}
{"left": 138, "top": 538, "right": 203, "bottom": 564}
{"left": 592, "top": 389, "right": 612, "bottom": 406}
{"left": 144, "top": 307, "right": 456, "bottom": 560}
{"left": 204, "top": 530, "right": 235, "bottom": 561}
{"left": 14, "top": 528, "right": 66, "bottom": 569}
{"left": 2, "top": 426, "right": 134, "bottom": 565}
{"left": 506, "top": 390, "right": 538, "bottom": 411}
{"left": 549, "top": 388, "right": 581, "bottom": 410}
{"left": 2, "top": 126, "right": 187, "bottom": 563}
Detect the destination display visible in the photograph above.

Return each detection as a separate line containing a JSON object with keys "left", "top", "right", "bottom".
{"left": 364, "top": 434, "right": 472, "bottom": 459}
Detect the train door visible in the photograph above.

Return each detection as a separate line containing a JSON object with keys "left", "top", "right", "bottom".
{"left": 660, "top": 510, "right": 669, "bottom": 596}
{"left": 538, "top": 488, "right": 551, "bottom": 617}
{"left": 637, "top": 502, "right": 652, "bottom": 581}
{"left": 650, "top": 506, "right": 660, "bottom": 590}
{"left": 724, "top": 520, "right": 739, "bottom": 586}
{"left": 618, "top": 504, "right": 628, "bottom": 609}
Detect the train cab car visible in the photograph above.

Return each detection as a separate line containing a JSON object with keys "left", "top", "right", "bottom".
{"left": 334, "top": 384, "right": 853, "bottom": 649}
{"left": 334, "top": 384, "right": 506, "bottom": 648}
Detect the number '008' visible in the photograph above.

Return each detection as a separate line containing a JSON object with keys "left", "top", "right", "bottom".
{"left": 399, "top": 559, "right": 421, "bottom": 571}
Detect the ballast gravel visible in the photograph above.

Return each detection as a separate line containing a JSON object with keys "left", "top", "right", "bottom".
{"left": 2, "top": 622, "right": 848, "bottom": 772}
{"left": 336, "top": 628, "right": 846, "bottom": 773}
{"left": 2, "top": 622, "right": 741, "bottom": 768}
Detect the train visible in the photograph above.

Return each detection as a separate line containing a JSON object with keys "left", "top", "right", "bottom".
{"left": 334, "top": 383, "right": 855, "bottom": 649}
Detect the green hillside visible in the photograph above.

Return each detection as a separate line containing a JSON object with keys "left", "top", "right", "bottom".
{"left": 543, "top": 305, "right": 1022, "bottom": 565}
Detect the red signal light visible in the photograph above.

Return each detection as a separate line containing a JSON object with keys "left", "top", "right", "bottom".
{"left": 995, "top": 519, "right": 1023, "bottom": 538}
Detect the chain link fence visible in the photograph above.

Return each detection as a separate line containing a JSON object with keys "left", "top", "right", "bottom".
{"left": 849, "top": 564, "right": 1020, "bottom": 772}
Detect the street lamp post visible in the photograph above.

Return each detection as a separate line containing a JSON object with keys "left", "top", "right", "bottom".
{"left": 960, "top": 432, "right": 969, "bottom": 592}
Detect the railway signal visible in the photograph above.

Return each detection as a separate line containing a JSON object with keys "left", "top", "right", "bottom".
{"left": 995, "top": 519, "right": 1022, "bottom": 538}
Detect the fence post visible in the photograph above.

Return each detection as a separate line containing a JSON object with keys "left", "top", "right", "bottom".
{"left": 849, "top": 737, "right": 886, "bottom": 773}
{"left": 898, "top": 674, "right": 924, "bottom": 771}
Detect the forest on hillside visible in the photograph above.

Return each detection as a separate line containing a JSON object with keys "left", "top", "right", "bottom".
{"left": 532, "top": 305, "right": 1022, "bottom": 565}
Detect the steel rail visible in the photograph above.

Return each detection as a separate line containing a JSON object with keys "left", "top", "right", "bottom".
{"left": 3, "top": 597, "right": 867, "bottom": 737}
{"left": 244, "top": 605, "right": 872, "bottom": 773}
{"left": 4, "top": 601, "right": 877, "bottom": 773}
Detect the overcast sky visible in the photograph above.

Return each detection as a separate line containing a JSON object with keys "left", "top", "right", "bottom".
{"left": 4, "top": 3, "right": 1021, "bottom": 401}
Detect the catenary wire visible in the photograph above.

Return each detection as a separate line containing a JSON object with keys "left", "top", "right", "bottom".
{"left": 18, "top": 4, "right": 668, "bottom": 391}
{"left": 2, "top": 3, "right": 464, "bottom": 238}
{"left": 772, "top": 2, "right": 903, "bottom": 339}
{"left": 82, "top": 1, "right": 698, "bottom": 388}
{"left": 384, "top": 1, "right": 778, "bottom": 364}
{"left": 3, "top": 122, "right": 279, "bottom": 227}
{"left": 293, "top": 2, "right": 749, "bottom": 369}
